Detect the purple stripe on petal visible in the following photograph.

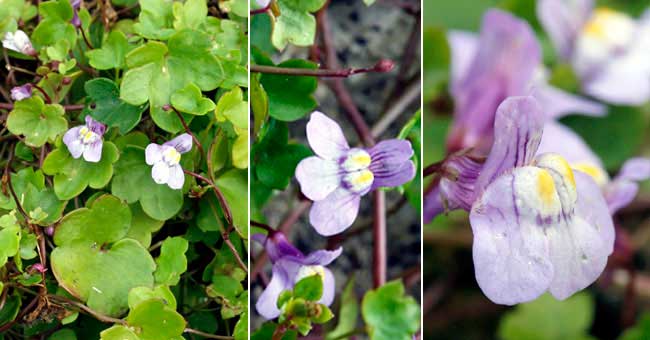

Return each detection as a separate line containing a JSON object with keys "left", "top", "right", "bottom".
{"left": 82, "top": 140, "right": 102, "bottom": 163}
{"left": 85, "top": 115, "right": 106, "bottom": 136}
{"left": 306, "top": 112, "right": 350, "bottom": 160}
{"left": 309, "top": 187, "right": 360, "bottom": 236}
{"left": 368, "top": 139, "right": 415, "bottom": 189}
{"left": 165, "top": 133, "right": 193, "bottom": 154}
{"left": 295, "top": 156, "right": 341, "bottom": 201}
{"left": 475, "top": 96, "right": 545, "bottom": 196}
{"left": 252, "top": 233, "right": 304, "bottom": 262}
{"left": 470, "top": 168, "right": 554, "bottom": 305}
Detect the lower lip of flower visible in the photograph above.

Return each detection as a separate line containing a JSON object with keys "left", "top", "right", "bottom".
{"left": 342, "top": 169, "right": 374, "bottom": 194}
{"left": 295, "top": 265, "right": 326, "bottom": 282}
{"left": 79, "top": 126, "right": 99, "bottom": 144}
{"left": 162, "top": 147, "right": 182, "bottom": 166}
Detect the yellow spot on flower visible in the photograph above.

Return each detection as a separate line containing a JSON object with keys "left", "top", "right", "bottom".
{"left": 352, "top": 153, "right": 371, "bottom": 167}
{"left": 583, "top": 7, "right": 633, "bottom": 41}
{"left": 537, "top": 170, "right": 557, "bottom": 205}
{"left": 572, "top": 162, "right": 608, "bottom": 186}
{"left": 296, "top": 265, "right": 326, "bottom": 282}
{"left": 163, "top": 147, "right": 181, "bottom": 165}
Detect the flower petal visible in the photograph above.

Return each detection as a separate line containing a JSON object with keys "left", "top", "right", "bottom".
{"left": 252, "top": 233, "right": 304, "bottom": 262}
{"left": 165, "top": 133, "right": 193, "bottom": 154}
{"left": 256, "top": 263, "right": 290, "bottom": 320}
{"left": 474, "top": 96, "right": 545, "bottom": 196}
{"left": 151, "top": 162, "right": 170, "bottom": 185}
{"left": 423, "top": 185, "right": 446, "bottom": 224}
{"left": 63, "top": 126, "right": 83, "bottom": 158}
{"left": 531, "top": 84, "right": 606, "bottom": 119}
{"left": 145, "top": 144, "right": 163, "bottom": 165}
{"left": 617, "top": 157, "right": 650, "bottom": 182}
{"left": 447, "top": 31, "right": 479, "bottom": 94}
{"left": 309, "top": 187, "right": 360, "bottom": 236}
{"left": 574, "top": 171, "right": 616, "bottom": 248}
{"left": 85, "top": 115, "right": 106, "bottom": 136}
{"left": 82, "top": 140, "right": 103, "bottom": 163}
{"left": 605, "top": 158, "right": 650, "bottom": 213}
{"left": 167, "top": 164, "right": 185, "bottom": 190}
{"left": 319, "top": 268, "right": 337, "bottom": 307}
{"left": 295, "top": 156, "right": 341, "bottom": 201}
{"left": 306, "top": 112, "right": 350, "bottom": 160}
{"left": 537, "top": 0, "right": 594, "bottom": 60}
{"left": 583, "top": 59, "right": 650, "bottom": 105}
{"left": 301, "top": 247, "right": 343, "bottom": 266}
{"left": 470, "top": 167, "right": 555, "bottom": 305}
{"left": 368, "top": 140, "right": 416, "bottom": 189}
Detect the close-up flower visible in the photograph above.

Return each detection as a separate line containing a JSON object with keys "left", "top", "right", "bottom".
{"left": 2, "top": 30, "right": 36, "bottom": 56}
{"left": 538, "top": 0, "right": 650, "bottom": 105}
{"left": 253, "top": 232, "right": 342, "bottom": 320}
{"left": 145, "top": 133, "right": 192, "bottom": 190}
{"left": 295, "top": 111, "right": 416, "bottom": 236}
{"left": 10, "top": 84, "right": 32, "bottom": 101}
{"left": 62, "top": 116, "right": 106, "bottom": 163}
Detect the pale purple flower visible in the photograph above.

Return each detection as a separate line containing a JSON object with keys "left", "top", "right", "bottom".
{"left": 446, "top": 9, "right": 604, "bottom": 155}
{"left": 295, "top": 112, "right": 415, "bottom": 236}
{"left": 255, "top": 0, "right": 271, "bottom": 8}
{"left": 253, "top": 232, "right": 341, "bottom": 320}
{"left": 2, "top": 30, "right": 36, "bottom": 56}
{"left": 63, "top": 116, "right": 106, "bottom": 163}
{"left": 145, "top": 134, "right": 192, "bottom": 190}
{"left": 428, "top": 96, "right": 615, "bottom": 305}
{"left": 10, "top": 84, "right": 32, "bottom": 101}
{"left": 538, "top": 0, "right": 650, "bottom": 105}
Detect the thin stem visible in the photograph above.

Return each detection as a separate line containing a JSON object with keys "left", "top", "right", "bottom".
{"left": 31, "top": 84, "right": 52, "bottom": 104}
{"left": 48, "top": 295, "right": 127, "bottom": 325}
{"left": 250, "top": 220, "right": 277, "bottom": 235}
{"left": 423, "top": 160, "right": 444, "bottom": 177}
{"left": 372, "top": 191, "right": 386, "bottom": 288}
{"left": 79, "top": 27, "right": 93, "bottom": 49}
{"left": 184, "top": 328, "right": 234, "bottom": 339}
{"left": 250, "top": 3, "right": 271, "bottom": 15}
{"left": 183, "top": 170, "right": 247, "bottom": 272}
{"left": 250, "top": 60, "right": 393, "bottom": 78}
{"left": 169, "top": 105, "right": 205, "bottom": 159}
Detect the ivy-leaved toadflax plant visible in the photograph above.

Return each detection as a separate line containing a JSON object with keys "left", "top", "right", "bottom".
{"left": 295, "top": 112, "right": 416, "bottom": 236}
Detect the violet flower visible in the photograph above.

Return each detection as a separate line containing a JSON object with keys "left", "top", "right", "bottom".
{"left": 2, "top": 30, "right": 36, "bottom": 56}
{"left": 538, "top": 0, "right": 650, "bottom": 105}
{"left": 70, "top": 0, "right": 81, "bottom": 27}
{"left": 428, "top": 96, "right": 615, "bottom": 305}
{"left": 145, "top": 134, "right": 192, "bottom": 190}
{"left": 253, "top": 232, "right": 342, "bottom": 320}
{"left": 295, "top": 112, "right": 415, "bottom": 236}
{"left": 10, "top": 84, "right": 32, "bottom": 101}
{"left": 446, "top": 8, "right": 604, "bottom": 155}
{"left": 63, "top": 116, "right": 106, "bottom": 163}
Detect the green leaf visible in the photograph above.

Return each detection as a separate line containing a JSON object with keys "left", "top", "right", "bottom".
{"left": 125, "top": 299, "right": 186, "bottom": 340}
{"left": 7, "top": 97, "right": 68, "bottom": 147}
{"left": 172, "top": 0, "right": 208, "bottom": 30}
{"left": 125, "top": 204, "right": 164, "bottom": 248}
{"left": 363, "top": 0, "right": 377, "bottom": 5}
{"left": 498, "top": 292, "right": 595, "bottom": 340}
{"left": 208, "top": 274, "right": 244, "bottom": 301}
{"left": 250, "top": 74, "right": 268, "bottom": 135}
{"left": 42, "top": 141, "right": 119, "bottom": 200}
{"left": 128, "top": 285, "right": 177, "bottom": 310}
{"left": 85, "top": 78, "right": 146, "bottom": 134}
{"left": 326, "top": 278, "right": 359, "bottom": 340}
{"left": 171, "top": 83, "right": 216, "bottom": 115}
{"left": 254, "top": 119, "right": 312, "bottom": 190}
{"left": 111, "top": 146, "right": 184, "bottom": 220}
{"left": 0, "top": 293, "right": 21, "bottom": 327}
{"left": 257, "top": 57, "right": 318, "bottom": 122}
{"left": 133, "top": 0, "right": 175, "bottom": 40}
{"left": 51, "top": 239, "right": 155, "bottom": 317}
{"left": 154, "top": 237, "right": 189, "bottom": 286}
{"left": 48, "top": 329, "right": 77, "bottom": 340}
{"left": 362, "top": 280, "right": 420, "bottom": 340}
{"left": 620, "top": 313, "right": 650, "bottom": 340}
{"left": 293, "top": 275, "right": 324, "bottom": 302}
{"left": 397, "top": 110, "right": 421, "bottom": 211}
{"left": 214, "top": 170, "right": 248, "bottom": 236}
{"left": 100, "top": 326, "right": 139, "bottom": 340}
{"left": 0, "top": 219, "right": 21, "bottom": 268}
{"left": 86, "top": 30, "right": 129, "bottom": 70}
{"left": 120, "top": 30, "right": 225, "bottom": 132}
{"left": 272, "top": 0, "right": 327, "bottom": 50}
{"left": 54, "top": 195, "right": 131, "bottom": 246}
{"left": 252, "top": 323, "right": 297, "bottom": 340}
{"left": 234, "top": 310, "right": 248, "bottom": 340}
{"left": 31, "top": 0, "right": 76, "bottom": 50}
{"left": 2, "top": 167, "right": 67, "bottom": 226}
{"left": 215, "top": 87, "right": 248, "bottom": 129}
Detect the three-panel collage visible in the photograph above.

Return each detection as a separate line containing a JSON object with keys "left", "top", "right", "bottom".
{"left": 0, "top": 0, "right": 649, "bottom": 339}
